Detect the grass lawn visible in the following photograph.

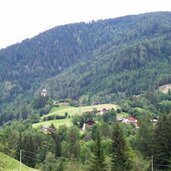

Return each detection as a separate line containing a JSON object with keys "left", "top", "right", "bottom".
{"left": 49, "top": 105, "right": 72, "bottom": 113}
{"left": 0, "top": 152, "right": 40, "bottom": 171}
{"left": 33, "top": 104, "right": 118, "bottom": 129}
{"left": 45, "top": 104, "right": 118, "bottom": 117}
{"left": 33, "top": 118, "right": 72, "bottom": 129}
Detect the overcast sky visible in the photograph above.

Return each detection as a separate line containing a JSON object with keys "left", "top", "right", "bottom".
{"left": 0, "top": 0, "right": 171, "bottom": 49}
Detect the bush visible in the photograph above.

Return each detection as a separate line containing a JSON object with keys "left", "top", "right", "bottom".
{"left": 43, "top": 114, "right": 66, "bottom": 121}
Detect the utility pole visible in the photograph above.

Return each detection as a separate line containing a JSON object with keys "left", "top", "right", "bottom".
{"left": 20, "top": 150, "right": 22, "bottom": 171}
{"left": 138, "top": 158, "right": 140, "bottom": 171}
{"left": 151, "top": 156, "right": 154, "bottom": 171}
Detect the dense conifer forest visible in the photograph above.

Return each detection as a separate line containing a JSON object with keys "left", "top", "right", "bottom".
{"left": 0, "top": 12, "right": 171, "bottom": 106}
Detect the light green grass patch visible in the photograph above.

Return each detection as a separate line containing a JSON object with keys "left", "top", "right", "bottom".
{"left": 0, "top": 152, "right": 40, "bottom": 171}
{"left": 33, "top": 118, "right": 72, "bottom": 129}
{"left": 45, "top": 104, "right": 118, "bottom": 118}
{"left": 117, "top": 112, "right": 129, "bottom": 119}
{"left": 34, "top": 104, "right": 118, "bottom": 129}
{"left": 49, "top": 106, "right": 71, "bottom": 113}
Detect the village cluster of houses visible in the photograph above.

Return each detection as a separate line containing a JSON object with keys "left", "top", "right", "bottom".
{"left": 83, "top": 115, "right": 158, "bottom": 130}
{"left": 40, "top": 89, "right": 158, "bottom": 132}
{"left": 83, "top": 115, "right": 139, "bottom": 131}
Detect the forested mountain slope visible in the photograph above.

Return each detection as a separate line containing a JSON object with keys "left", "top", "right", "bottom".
{"left": 1, "top": 12, "right": 171, "bottom": 106}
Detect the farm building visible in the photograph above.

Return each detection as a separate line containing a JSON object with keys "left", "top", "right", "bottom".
{"left": 41, "top": 89, "right": 48, "bottom": 97}
{"left": 82, "top": 120, "right": 96, "bottom": 131}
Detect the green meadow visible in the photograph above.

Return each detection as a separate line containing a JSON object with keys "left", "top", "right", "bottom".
{"left": 33, "top": 104, "right": 118, "bottom": 128}
{"left": 0, "top": 152, "right": 40, "bottom": 171}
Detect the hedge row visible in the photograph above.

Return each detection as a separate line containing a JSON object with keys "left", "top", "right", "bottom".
{"left": 43, "top": 114, "right": 66, "bottom": 121}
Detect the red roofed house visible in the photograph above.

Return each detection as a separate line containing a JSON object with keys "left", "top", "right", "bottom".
{"left": 82, "top": 120, "right": 96, "bottom": 131}
{"left": 122, "top": 116, "right": 138, "bottom": 127}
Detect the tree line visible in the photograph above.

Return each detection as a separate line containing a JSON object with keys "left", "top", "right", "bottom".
{"left": 0, "top": 106, "right": 171, "bottom": 170}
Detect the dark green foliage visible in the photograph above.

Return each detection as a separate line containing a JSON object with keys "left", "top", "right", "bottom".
{"left": 99, "top": 122, "right": 111, "bottom": 138}
{"left": 2, "top": 12, "right": 171, "bottom": 125}
{"left": 72, "top": 114, "right": 84, "bottom": 128}
{"left": 22, "top": 134, "right": 36, "bottom": 167}
{"left": 111, "top": 123, "right": 132, "bottom": 171}
{"left": 44, "top": 37, "right": 171, "bottom": 104}
{"left": 90, "top": 124, "right": 98, "bottom": 140}
{"left": 27, "top": 113, "right": 40, "bottom": 123}
{"left": 43, "top": 114, "right": 66, "bottom": 121}
{"left": 44, "top": 152, "right": 56, "bottom": 171}
{"left": 65, "top": 112, "right": 68, "bottom": 118}
{"left": 15, "top": 132, "right": 23, "bottom": 160}
{"left": 102, "top": 109, "right": 116, "bottom": 124}
{"left": 1, "top": 104, "right": 171, "bottom": 170}
{"left": 20, "top": 105, "right": 31, "bottom": 120}
{"left": 48, "top": 124, "right": 61, "bottom": 157}
{"left": 55, "top": 157, "right": 66, "bottom": 171}
{"left": 39, "top": 104, "right": 52, "bottom": 116}
{"left": 32, "top": 96, "right": 49, "bottom": 110}
{"left": 119, "top": 92, "right": 167, "bottom": 119}
{"left": 72, "top": 111, "right": 96, "bottom": 128}
{"left": 159, "top": 100, "right": 171, "bottom": 114}
{"left": 0, "top": 121, "right": 56, "bottom": 168}
{"left": 88, "top": 127, "right": 107, "bottom": 171}
{"left": 57, "top": 125, "right": 68, "bottom": 142}
{"left": 2, "top": 12, "right": 171, "bottom": 169}
{"left": 63, "top": 126, "right": 80, "bottom": 159}
{"left": 152, "top": 115, "right": 171, "bottom": 170}
{"left": 136, "top": 115, "right": 154, "bottom": 158}
{"left": 79, "top": 141, "right": 93, "bottom": 164}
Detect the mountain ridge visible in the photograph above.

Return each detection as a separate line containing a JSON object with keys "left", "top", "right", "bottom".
{"left": 0, "top": 11, "right": 171, "bottom": 107}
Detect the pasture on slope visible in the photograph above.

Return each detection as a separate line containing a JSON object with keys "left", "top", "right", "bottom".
{"left": 33, "top": 104, "right": 117, "bottom": 128}
{"left": 0, "top": 152, "right": 40, "bottom": 171}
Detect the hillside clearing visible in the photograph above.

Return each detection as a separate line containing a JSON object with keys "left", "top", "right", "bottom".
{"left": 33, "top": 118, "right": 72, "bottom": 128}
{"left": 44, "top": 104, "right": 118, "bottom": 117}
{"left": 158, "top": 83, "right": 171, "bottom": 94}
{"left": 33, "top": 104, "right": 118, "bottom": 128}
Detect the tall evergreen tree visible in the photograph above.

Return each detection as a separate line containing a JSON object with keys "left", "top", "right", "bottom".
{"left": 136, "top": 114, "right": 153, "bottom": 158}
{"left": 111, "top": 123, "right": 132, "bottom": 171}
{"left": 22, "top": 134, "right": 36, "bottom": 168}
{"left": 152, "top": 115, "right": 171, "bottom": 170}
{"left": 65, "top": 126, "right": 80, "bottom": 159}
{"left": 49, "top": 124, "right": 61, "bottom": 157}
{"left": 44, "top": 152, "right": 56, "bottom": 171}
{"left": 88, "top": 127, "right": 106, "bottom": 171}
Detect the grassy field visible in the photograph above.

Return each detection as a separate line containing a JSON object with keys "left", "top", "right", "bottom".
{"left": 33, "top": 104, "right": 118, "bottom": 129}
{"left": 44, "top": 103, "right": 118, "bottom": 117}
{"left": 33, "top": 118, "right": 72, "bottom": 128}
{"left": 0, "top": 152, "right": 40, "bottom": 171}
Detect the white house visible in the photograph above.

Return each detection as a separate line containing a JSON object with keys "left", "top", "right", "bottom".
{"left": 41, "top": 89, "right": 48, "bottom": 97}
